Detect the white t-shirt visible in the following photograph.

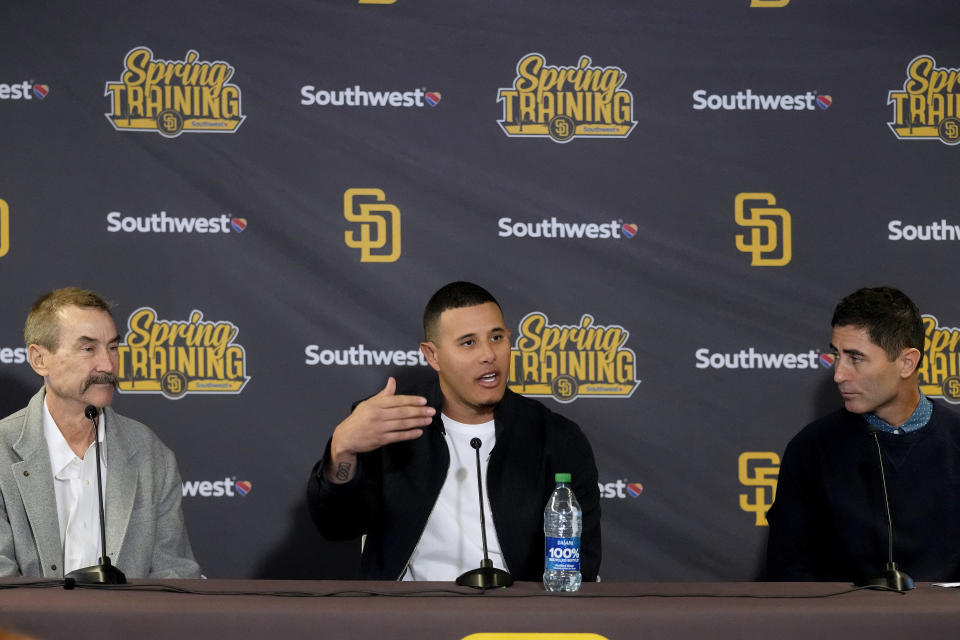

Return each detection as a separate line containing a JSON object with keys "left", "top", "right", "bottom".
{"left": 403, "top": 414, "right": 506, "bottom": 580}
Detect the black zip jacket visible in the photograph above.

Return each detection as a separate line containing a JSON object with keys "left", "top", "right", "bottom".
{"left": 307, "top": 377, "right": 601, "bottom": 581}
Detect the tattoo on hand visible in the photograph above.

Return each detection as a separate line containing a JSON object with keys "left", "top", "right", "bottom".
{"left": 335, "top": 462, "right": 352, "bottom": 481}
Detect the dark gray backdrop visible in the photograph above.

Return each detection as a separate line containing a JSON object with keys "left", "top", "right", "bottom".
{"left": 2, "top": 0, "right": 959, "bottom": 580}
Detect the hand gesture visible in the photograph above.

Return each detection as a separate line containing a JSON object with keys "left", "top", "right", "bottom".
{"left": 325, "top": 377, "right": 435, "bottom": 483}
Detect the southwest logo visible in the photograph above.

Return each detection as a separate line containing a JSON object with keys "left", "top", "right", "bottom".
{"left": 182, "top": 477, "right": 251, "bottom": 498}
{"left": 498, "top": 217, "right": 631, "bottom": 240}
{"left": 819, "top": 353, "right": 836, "bottom": 368}
{"left": 598, "top": 479, "right": 643, "bottom": 499}
{"left": 816, "top": 95, "right": 832, "bottom": 109}
{"left": 231, "top": 218, "right": 247, "bottom": 232}
{"left": 300, "top": 86, "right": 439, "bottom": 108}
{"left": 0, "top": 81, "right": 47, "bottom": 101}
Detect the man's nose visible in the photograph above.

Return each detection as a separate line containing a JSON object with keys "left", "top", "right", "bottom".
{"left": 479, "top": 340, "right": 496, "bottom": 363}
{"left": 97, "top": 347, "right": 118, "bottom": 372}
{"left": 833, "top": 360, "right": 846, "bottom": 384}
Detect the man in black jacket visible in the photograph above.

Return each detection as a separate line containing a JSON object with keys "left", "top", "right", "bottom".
{"left": 307, "top": 281, "right": 600, "bottom": 581}
{"left": 767, "top": 286, "right": 960, "bottom": 582}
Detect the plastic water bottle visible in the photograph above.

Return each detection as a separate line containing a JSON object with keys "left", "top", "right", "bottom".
{"left": 543, "top": 472, "right": 582, "bottom": 592}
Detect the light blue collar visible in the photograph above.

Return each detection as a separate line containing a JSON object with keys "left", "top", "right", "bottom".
{"left": 863, "top": 392, "right": 932, "bottom": 435}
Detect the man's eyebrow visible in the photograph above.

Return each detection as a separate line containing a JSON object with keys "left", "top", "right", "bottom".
{"left": 75, "top": 335, "right": 122, "bottom": 345}
{"left": 830, "top": 343, "right": 866, "bottom": 357}
{"left": 455, "top": 332, "right": 478, "bottom": 342}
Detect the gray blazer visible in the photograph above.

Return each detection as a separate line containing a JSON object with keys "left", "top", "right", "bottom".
{"left": 0, "top": 388, "right": 201, "bottom": 578}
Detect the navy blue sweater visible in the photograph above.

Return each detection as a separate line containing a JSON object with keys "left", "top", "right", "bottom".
{"left": 767, "top": 401, "right": 960, "bottom": 582}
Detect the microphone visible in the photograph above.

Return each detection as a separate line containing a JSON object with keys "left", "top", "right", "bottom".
{"left": 64, "top": 405, "right": 127, "bottom": 585}
{"left": 856, "top": 426, "right": 914, "bottom": 591}
{"left": 455, "top": 437, "right": 513, "bottom": 589}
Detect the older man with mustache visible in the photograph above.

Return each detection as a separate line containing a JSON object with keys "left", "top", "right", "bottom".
{"left": 0, "top": 287, "right": 200, "bottom": 578}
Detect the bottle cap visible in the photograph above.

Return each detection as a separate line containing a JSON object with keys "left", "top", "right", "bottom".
{"left": 555, "top": 472, "right": 571, "bottom": 483}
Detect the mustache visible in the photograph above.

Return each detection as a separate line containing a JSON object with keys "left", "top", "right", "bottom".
{"left": 82, "top": 372, "right": 119, "bottom": 393}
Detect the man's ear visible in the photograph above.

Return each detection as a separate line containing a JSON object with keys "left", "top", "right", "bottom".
{"left": 420, "top": 341, "right": 440, "bottom": 372}
{"left": 27, "top": 344, "right": 50, "bottom": 377}
{"left": 899, "top": 347, "right": 921, "bottom": 378}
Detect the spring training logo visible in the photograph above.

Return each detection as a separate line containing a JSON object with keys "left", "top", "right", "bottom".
{"left": 117, "top": 307, "right": 250, "bottom": 400}
{"left": 104, "top": 47, "right": 246, "bottom": 137}
{"left": 497, "top": 53, "right": 636, "bottom": 143}
{"left": 919, "top": 314, "right": 960, "bottom": 403}
{"left": 508, "top": 312, "right": 640, "bottom": 402}
{"left": 888, "top": 55, "right": 960, "bottom": 145}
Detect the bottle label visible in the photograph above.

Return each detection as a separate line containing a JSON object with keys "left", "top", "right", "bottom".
{"left": 545, "top": 536, "right": 581, "bottom": 571}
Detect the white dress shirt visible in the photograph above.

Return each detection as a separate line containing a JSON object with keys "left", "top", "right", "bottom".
{"left": 42, "top": 399, "right": 106, "bottom": 574}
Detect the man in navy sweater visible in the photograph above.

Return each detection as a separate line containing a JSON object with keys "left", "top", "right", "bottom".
{"left": 767, "top": 286, "right": 960, "bottom": 582}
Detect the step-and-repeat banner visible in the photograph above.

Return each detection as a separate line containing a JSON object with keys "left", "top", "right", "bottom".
{"left": 1, "top": 0, "right": 958, "bottom": 579}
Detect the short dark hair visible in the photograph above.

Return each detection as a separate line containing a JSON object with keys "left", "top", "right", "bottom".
{"left": 25, "top": 287, "right": 113, "bottom": 350}
{"left": 831, "top": 287, "right": 923, "bottom": 363}
{"left": 423, "top": 281, "right": 501, "bottom": 341}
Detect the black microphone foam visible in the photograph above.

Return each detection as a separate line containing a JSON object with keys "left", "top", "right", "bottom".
{"left": 470, "top": 437, "right": 482, "bottom": 450}
{"left": 84, "top": 405, "right": 98, "bottom": 420}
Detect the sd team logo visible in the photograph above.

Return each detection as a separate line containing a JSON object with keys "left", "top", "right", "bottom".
{"left": 888, "top": 55, "right": 960, "bottom": 145}
{"left": 105, "top": 47, "right": 246, "bottom": 138}
{"left": 919, "top": 314, "right": 960, "bottom": 403}
{"left": 497, "top": 53, "right": 636, "bottom": 143}
{"left": 0, "top": 198, "right": 8, "bottom": 258}
{"left": 344, "top": 188, "right": 401, "bottom": 262}
{"left": 734, "top": 192, "right": 791, "bottom": 267}
{"left": 738, "top": 452, "right": 779, "bottom": 526}
{"left": 117, "top": 307, "right": 250, "bottom": 399}
{"left": 508, "top": 312, "right": 640, "bottom": 402}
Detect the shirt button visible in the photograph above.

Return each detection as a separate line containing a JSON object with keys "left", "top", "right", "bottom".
{"left": 23, "top": 471, "right": 29, "bottom": 477}
{"left": 51, "top": 564, "right": 57, "bottom": 571}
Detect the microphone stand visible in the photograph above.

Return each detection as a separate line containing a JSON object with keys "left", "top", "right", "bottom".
{"left": 857, "top": 429, "right": 913, "bottom": 592}
{"left": 456, "top": 438, "right": 513, "bottom": 589}
{"left": 64, "top": 405, "right": 127, "bottom": 586}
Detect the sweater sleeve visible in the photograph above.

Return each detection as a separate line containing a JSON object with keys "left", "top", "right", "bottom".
{"left": 765, "top": 433, "right": 819, "bottom": 580}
